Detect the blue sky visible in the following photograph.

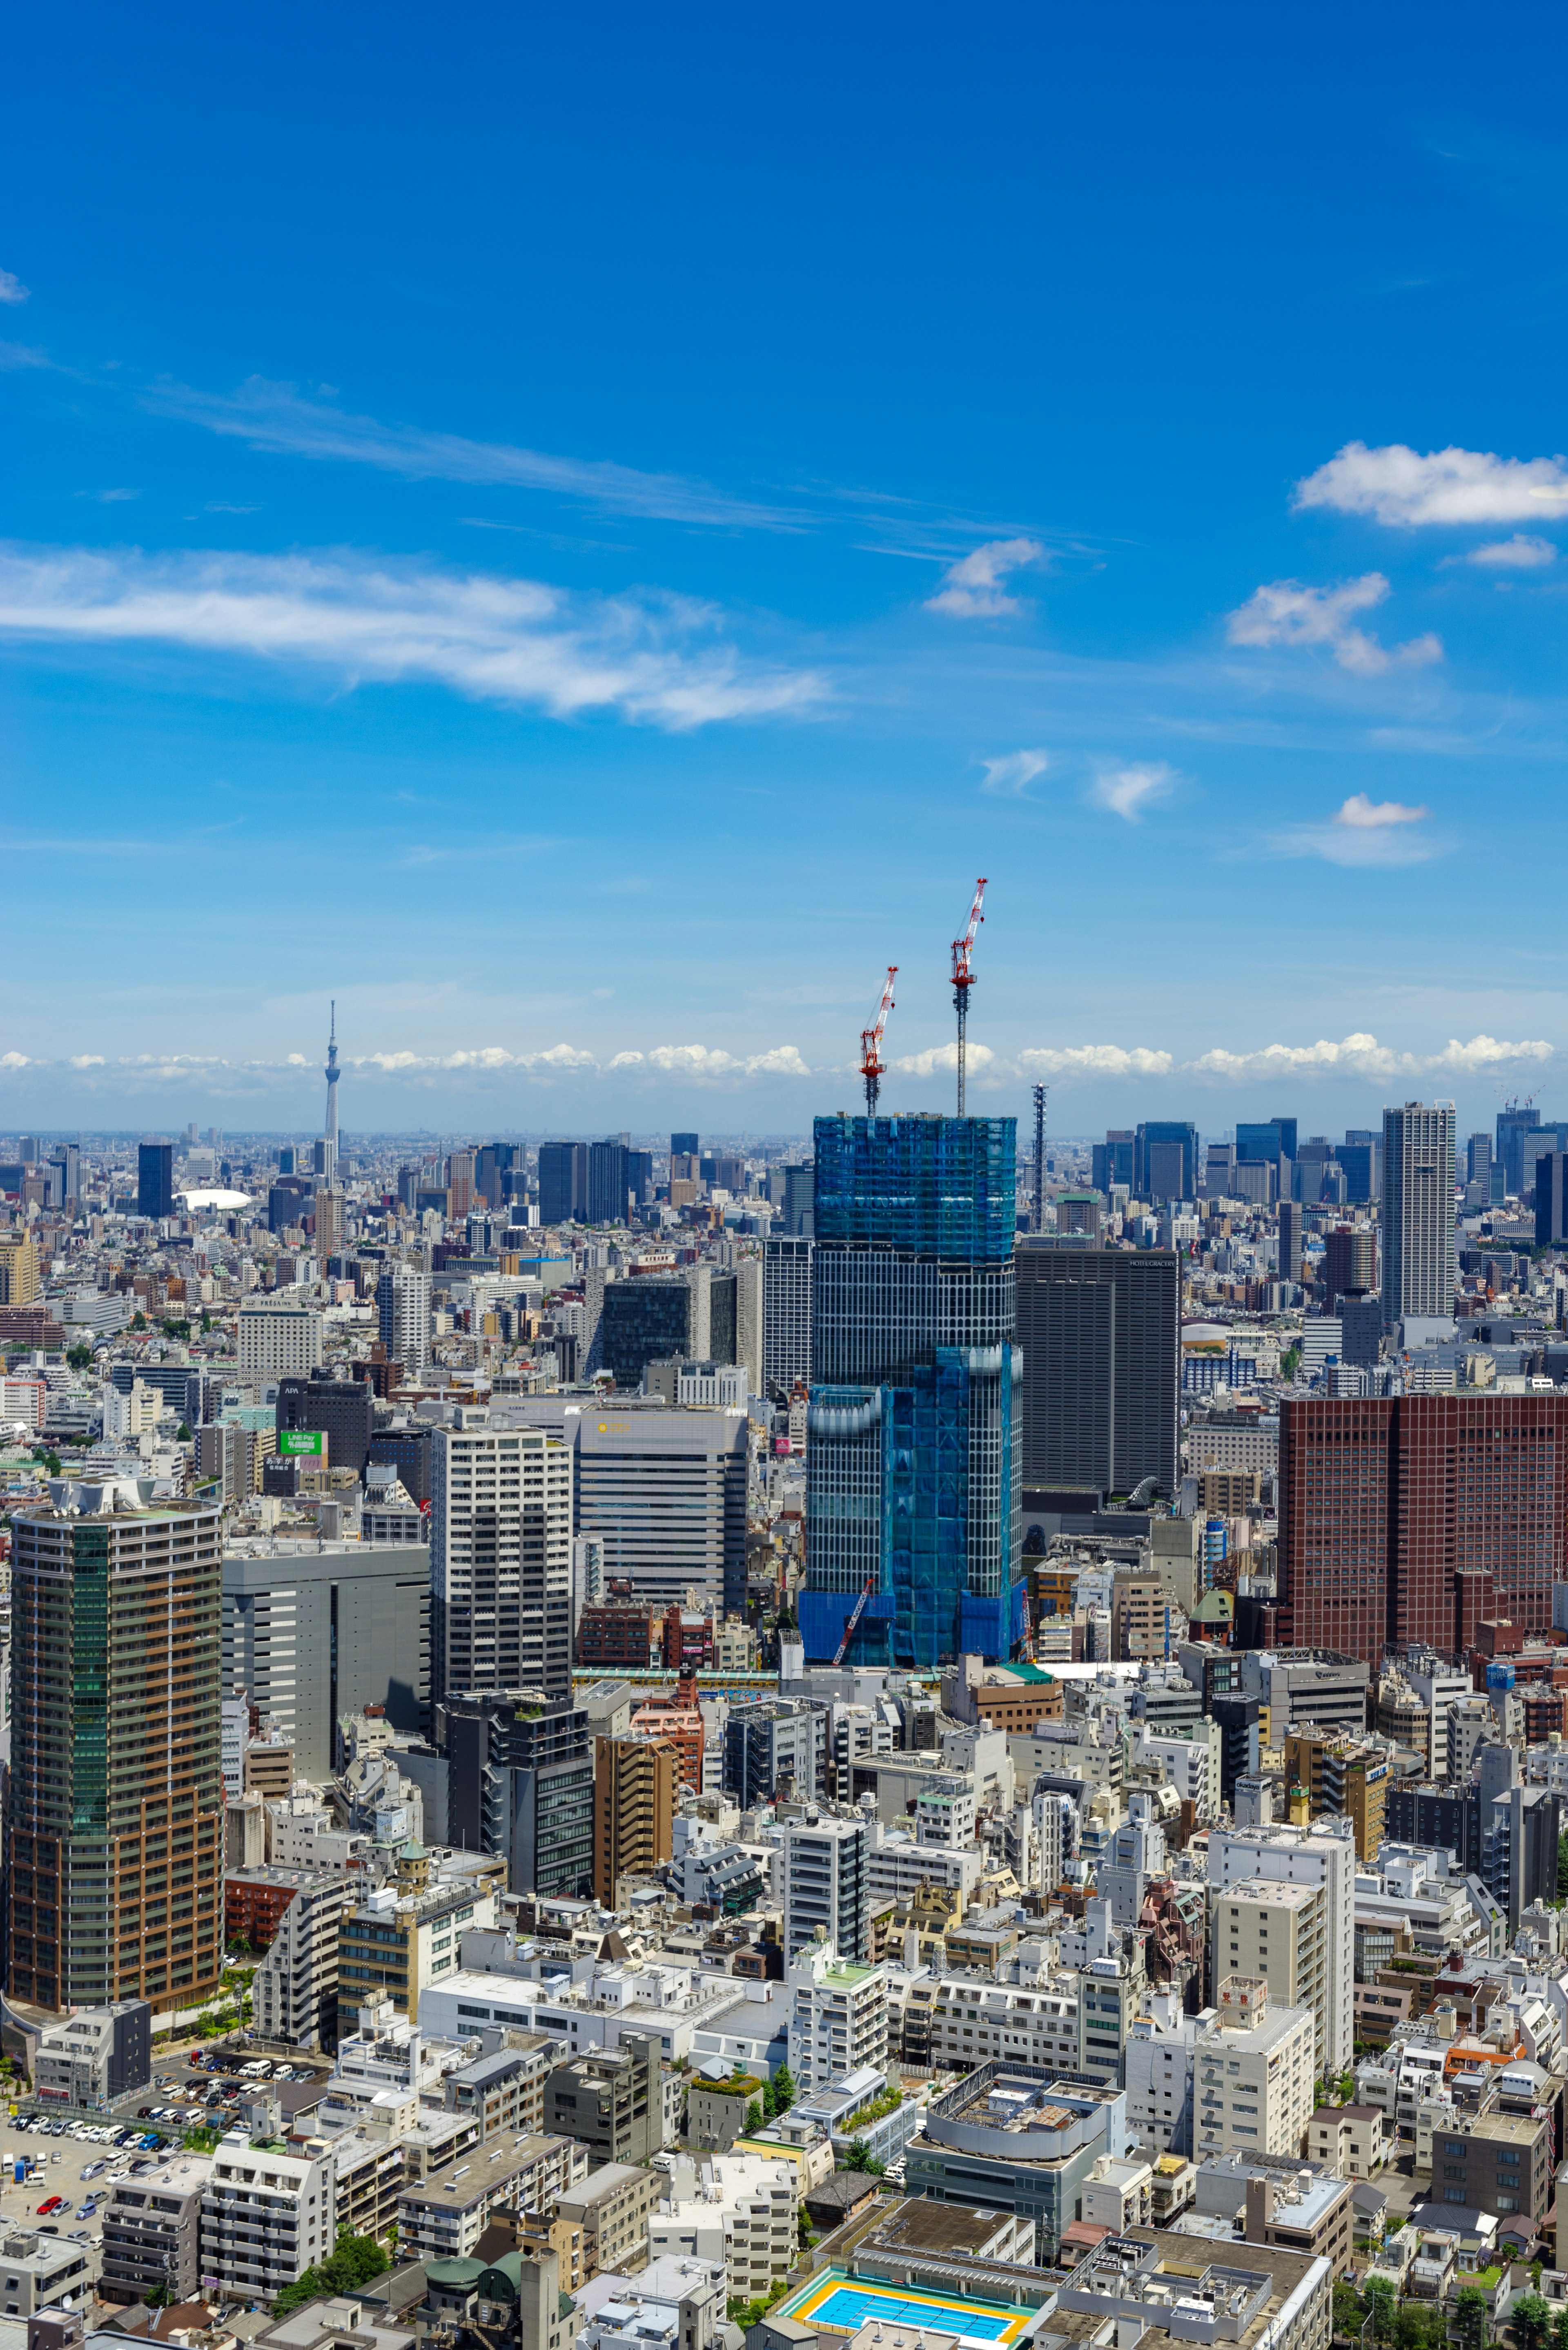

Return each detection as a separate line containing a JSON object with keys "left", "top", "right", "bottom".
{"left": 5, "top": 2, "right": 1568, "bottom": 1138}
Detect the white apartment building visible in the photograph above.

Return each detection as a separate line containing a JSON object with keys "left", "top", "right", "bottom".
{"left": 1127, "top": 1978, "right": 1313, "bottom": 2161}
{"left": 238, "top": 1305, "right": 323, "bottom": 1381}
{"left": 648, "top": 2152, "right": 797, "bottom": 2300}
{"left": 1136, "top": 1723, "right": 1220, "bottom": 1824}
{"left": 266, "top": 1796, "right": 369, "bottom": 1874}
{"left": 1211, "top": 1878, "right": 1327, "bottom": 2065}
{"left": 867, "top": 1828, "right": 985, "bottom": 1906}
{"left": 1401, "top": 1657, "right": 1474, "bottom": 1780}
{"left": 250, "top": 1872, "right": 358, "bottom": 2051}
{"left": 678, "top": 1363, "right": 750, "bottom": 1409}
{"left": 200, "top": 2127, "right": 336, "bottom": 2301}
{"left": 781, "top": 1815, "right": 871, "bottom": 1960}
{"left": 786, "top": 1941, "right": 888, "bottom": 2094}
{"left": 399, "top": 2131, "right": 586, "bottom": 2261}
{"left": 377, "top": 1268, "right": 432, "bottom": 1372}
{"left": 431, "top": 1421, "right": 574, "bottom": 1697}
{"left": 915, "top": 1779, "right": 978, "bottom": 1848}
{"left": 1207, "top": 1819, "right": 1354, "bottom": 2074}
{"left": 222, "top": 1694, "right": 248, "bottom": 1804}
{"left": 911, "top": 1973, "right": 1083, "bottom": 2076}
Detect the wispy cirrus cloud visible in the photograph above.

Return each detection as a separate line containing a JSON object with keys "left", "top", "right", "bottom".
{"left": 1227, "top": 572, "right": 1442, "bottom": 675}
{"left": 925, "top": 537, "right": 1045, "bottom": 618}
{"left": 1270, "top": 792, "right": 1441, "bottom": 867}
{"left": 0, "top": 543, "right": 823, "bottom": 730}
{"left": 0, "top": 269, "right": 29, "bottom": 305}
{"left": 979, "top": 748, "right": 1048, "bottom": 795}
{"left": 1089, "top": 762, "right": 1175, "bottom": 821}
{"left": 144, "top": 375, "right": 804, "bottom": 531}
{"left": 1294, "top": 440, "right": 1568, "bottom": 526}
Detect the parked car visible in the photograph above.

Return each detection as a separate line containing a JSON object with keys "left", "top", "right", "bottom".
{"left": 36, "top": 2198, "right": 63, "bottom": 2217}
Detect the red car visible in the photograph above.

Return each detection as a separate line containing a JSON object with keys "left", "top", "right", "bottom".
{"left": 36, "top": 2198, "right": 63, "bottom": 2217}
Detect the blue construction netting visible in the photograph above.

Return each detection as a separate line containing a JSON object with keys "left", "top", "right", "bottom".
{"left": 813, "top": 1115, "right": 1016, "bottom": 1260}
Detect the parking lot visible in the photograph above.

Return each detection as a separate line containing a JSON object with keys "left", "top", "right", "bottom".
{"left": 0, "top": 2052, "right": 330, "bottom": 2264}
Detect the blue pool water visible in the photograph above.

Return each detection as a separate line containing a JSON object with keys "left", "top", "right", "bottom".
{"left": 811, "top": 2288, "right": 1014, "bottom": 2340}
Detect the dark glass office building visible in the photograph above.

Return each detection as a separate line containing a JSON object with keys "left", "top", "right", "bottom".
{"left": 801, "top": 1113, "right": 1023, "bottom": 1671}
{"left": 1133, "top": 1122, "right": 1198, "bottom": 1202}
{"left": 537, "top": 1141, "right": 586, "bottom": 1225}
{"left": 1015, "top": 1242, "right": 1179, "bottom": 1499}
{"left": 137, "top": 1140, "right": 173, "bottom": 1220}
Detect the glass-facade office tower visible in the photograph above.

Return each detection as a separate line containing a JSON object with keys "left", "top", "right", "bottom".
{"left": 1381, "top": 1101, "right": 1456, "bottom": 1328}
{"left": 800, "top": 1113, "right": 1022, "bottom": 1670}
{"left": 137, "top": 1140, "right": 173, "bottom": 1220}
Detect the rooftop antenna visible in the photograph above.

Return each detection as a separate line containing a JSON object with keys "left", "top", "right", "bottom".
{"left": 950, "top": 878, "right": 987, "bottom": 1115}
{"left": 859, "top": 967, "right": 898, "bottom": 1117}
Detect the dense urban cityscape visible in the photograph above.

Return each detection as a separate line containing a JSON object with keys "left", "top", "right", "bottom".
{"left": 1, "top": 1029, "right": 1567, "bottom": 2350}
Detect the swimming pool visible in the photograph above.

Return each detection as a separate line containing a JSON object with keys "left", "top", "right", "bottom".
{"left": 803, "top": 2285, "right": 1018, "bottom": 2341}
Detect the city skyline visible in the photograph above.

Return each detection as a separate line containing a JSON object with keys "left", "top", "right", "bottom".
{"left": 5, "top": 12, "right": 1568, "bottom": 1124}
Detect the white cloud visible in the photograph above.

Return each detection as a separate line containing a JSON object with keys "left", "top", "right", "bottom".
{"left": 1227, "top": 573, "right": 1442, "bottom": 675}
{"left": 1456, "top": 534, "right": 1557, "bottom": 569}
{"left": 1019, "top": 1045, "right": 1174, "bottom": 1077}
{"left": 145, "top": 375, "right": 801, "bottom": 531}
{"left": 1187, "top": 1032, "right": 1552, "bottom": 1080}
{"left": 1089, "top": 763, "right": 1174, "bottom": 822}
{"left": 979, "top": 748, "right": 1048, "bottom": 796}
{"left": 1294, "top": 440, "right": 1568, "bottom": 526}
{"left": 892, "top": 1041, "right": 1000, "bottom": 1079}
{"left": 0, "top": 1051, "right": 31, "bottom": 1069}
{"left": 925, "top": 537, "right": 1045, "bottom": 618}
{"left": 68, "top": 1054, "right": 104, "bottom": 1068}
{"left": 0, "top": 544, "right": 822, "bottom": 731}
{"left": 610, "top": 1044, "right": 813, "bottom": 1081}
{"left": 1272, "top": 795, "right": 1441, "bottom": 867}
{"left": 0, "top": 270, "right": 28, "bottom": 305}
{"left": 1334, "top": 792, "right": 1430, "bottom": 829}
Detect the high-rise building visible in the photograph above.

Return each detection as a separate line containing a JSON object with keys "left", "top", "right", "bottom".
{"left": 1236, "top": 1120, "right": 1294, "bottom": 1167}
{"left": 1381, "top": 1102, "right": 1456, "bottom": 1327}
{"left": 237, "top": 1304, "right": 323, "bottom": 1381}
{"left": 764, "top": 1236, "right": 813, "bottom": 1400}
{"left": 476, "top": 1142, "right": 519, "bottom": 1207}
{"left": 137, "top": 1139, "right": 173, "bottom": 1221}
{"left": 722, "top": 1700, "right": 827, "bottom": 1805}
{"left": 1322, "top": 1224, "right": 1376, "bottom": 1303}
{"left": 1090, "top": 1130, "right": 1135, "bottom": 1192}
{"left": 51, "top": 1142, "right": 80, "bottom": 1202}
{"left": 1207, "top": 1819, "right": 1355, "bottom": 2073}
{"left": 8, "top": 1485, "right": 225, "bottom": 2013}
{"left": 1498, "top": 1103, "right": 1548, "bottom": 1198}
{"left": 506, "top": 1402, "right": 748, "bottom": 1615}
{"left": 593, "top": 1734, "right": 677, "bottom": 1903}
{"left": 0, "top": 1233, "right": 40, "bottom": 1306}
{"left": 1277, "top": 1199, "right": 1303, "bottom": 1286}
{"left": 430, "top": 1421, "right": 574, "bottom": 1701}
{"left": 276, "top": 1373, "right": 374, "bottom": 1477}
{"left": 1339, "top": 1133, "right": 1379, "bottom": 1204}
{"left": 801, "top": 1113, "right": 1023, "bottom": 1669}
{"left": 313, "top": 1185, "right": 344, "bottom": 1260}
{"left": 599, "top": 1268, "right": 739, "bottom": 1388}
{"left": 538, "top": 1140, "right": 588, "bottom": 1225}
{"left": 781, "top": 1813, "right": 872, "bottom": 1961}
{"left": 1538, "top": 1154, "right": 1568, "bottom": 1247}
{"left": 1278, "top": 1393, "right": 1568, "bottom": 1665}
{"left": 447, "top": 1150, "right": 477, "bottom": 1220}
{"left": 440, "top": 1689, "right": 594, "bottom": 1898}
{"left": 670, "top": 1131, "right": 699, "bottom": 1159}
{"left": 376, "top": 1266, "right": 432, "bottom": 1371}
{"left": 222, "top": 1534, "right": 431, "bottom": 1779}
{"left": 1134, "top": 1121, "right": 1198, "bottom": 1202}
{"left": 1014, "top": 1244, "right": 1178, "bottom": 1500}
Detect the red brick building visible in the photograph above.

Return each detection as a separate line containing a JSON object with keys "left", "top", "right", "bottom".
{"left": 225, "top": 1870, "right": 299, "bottom": 1949}
{"left": 1278, "top": 1394, "right": 1568, "bottom": 1668}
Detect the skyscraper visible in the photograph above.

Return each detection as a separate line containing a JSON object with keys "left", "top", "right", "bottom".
{"left": 763, "top": 1235, "right": 813, "bottom": 1400}
{"left": 1277, "top": 1199, "right": 1303, "bottom": 1286}
{"left": 430, "top": 1420, "right": 574, "bottom": 1700}
{"left": 1322, "top": 1224, "right": 1376, "bottom": 1304}
{"left": 800, "top": 1113, "right": 1022, "bottom": 1669}
{"left": 670, "top": 1131, "right": 699, "bottom": 1158}
{"left": 1498, "top": 1103, "right": 1547, "bottom": 1199}
{"left": 376, "top": 1266, "right": 432, "bottom": 1371}
{"left": 9, "top": 1483, "right": 224, "bottom": 2013}
{"left": 1134, "top": 1121, "right": 1198, "bottom": 1202}
{"left": 1381, "top": 1101, "right": 1456, "bottom": 1328}
{"left": 537, "top": 1140, "right": 587, "bottom": 1226}
{"left": 1537, "top": 1153, "right": 1568, "bottom": 1248}
{"left": 1278, "top": 1393, "right": 1568, "bottom": 1666}
{"left": 1014, "top": 1244, "right": 1179, "bottom": 1499}
{"left": 587, "top": 1139, "right": 630, "bottom": 1224}
{"left": 137, "top": 1139, "right": 173, "bottom": 1220}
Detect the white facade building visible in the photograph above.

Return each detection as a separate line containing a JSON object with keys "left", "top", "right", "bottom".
{"left": 786, "top": 1941, "right": 888, "bottom": 2095}
{"left": 781, "top": 1815, "right": 872, "bottom": 1960}
{"left": 200, "top": 2127, "right": 336, "bottom": 2301}
{"left": 1207, "top": 1819, "right": 1355, "bottom": 2074}
{"left": 431, "top": 1420, "right": 574, "bottom": 1696}
{"left": 238, "top": 1305, "right": 323, "bottom": 1381}
{"left": 648, "top": 2152, "right": 798, "bottom": 2300}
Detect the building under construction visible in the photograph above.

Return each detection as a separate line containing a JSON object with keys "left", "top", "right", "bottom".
{"left": 799, "top": 1111, "right": 1024, "bottom": 1670}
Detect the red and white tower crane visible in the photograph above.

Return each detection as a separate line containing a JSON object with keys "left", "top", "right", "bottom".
{"left": 950, "top": 878, "right": 987, "bottom": 1115}
{"left": 859, "top": 965, "right": 898, "bottom": 1116}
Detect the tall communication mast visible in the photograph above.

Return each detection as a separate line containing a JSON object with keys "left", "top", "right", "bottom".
{"left": 859, "top": 966, "right": 898, "bottom": 1115}
{"left": 950, "top": 878, "right": 987, "bottom": 1115}
{"left": 1033, "top": 1082, "right": 1047, "bottom": 1232}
